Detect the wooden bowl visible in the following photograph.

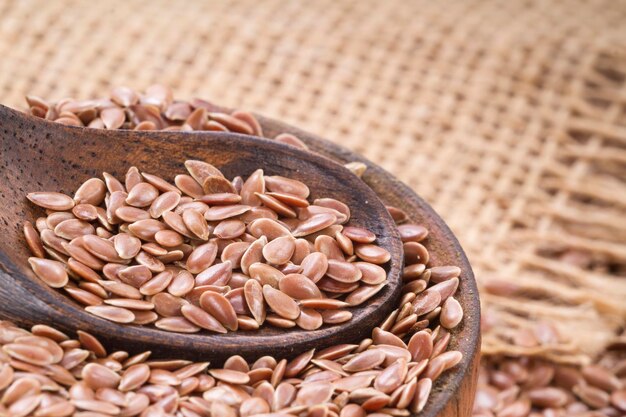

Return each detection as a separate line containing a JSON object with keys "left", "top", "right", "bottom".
{"left": 0, "top": 104, "right": 480, "bottom": 417}
{"left": 0, "top": 104, "right": 403, "bottom": 363}
{"left": 253, "top": 114, "right": 482, "bottom": 417}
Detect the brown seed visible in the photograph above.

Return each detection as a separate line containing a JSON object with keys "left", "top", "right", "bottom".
{"left": 65, "top": 286, "right": 103, "bottom": 306}
{"left": 582, "top": 364, "right": 622, "bottom": 392}
{"left": 28, "top": 257, "right": 68, "bottom": 288}
{"left": 412, "top": 290, "right": 441, "bottom": 316}
{"left": 300, "top": 252, "right": 329, "bottom": 283}
{"left": 127, "top": 218, "right": 167, "bottom": 241}
{"left": 139, "top": 270, "right": 173, "bottom": 295}
{"left": 440, "top": 297, "right": 463, "bottom": 329}
{"left": 265, "top": 176, "right": 310, "bottom": 199}
{"left": 355, "top": 262, "right": 386, "bottom": 285}
{"left": 209, "top": 369, "right": 250, "bottom": 384}
{"left": 125, "top": 182, "right": 159, "bottom": 207}
{"left": 334, "top": 375, "right": 376, "bottom": 393}
{"left": 181, "top": 304, "right": 227, "bottom": 333}
{"left": 27, "top": 192, "right": 75, "bottom": 210}
{"left": 214, "top": 219, "right": 246, "bottom": 240}
{"left": 105, "top": 298, "right": 154, "bottom": 310}
{"left": 199, "top": 291, "right": 238, "bottom": 331}
{"left": 149, "top": 191, "right": 180, "bottom": 218}
{"left": 73, "top": 178, "right": 107, "bottom": 206}
{"left": 154, "top": 317, "right": 200, "bottom": 333}
{"left": 429, "top": 265, "right": 461, "bottom": 283}
{"left": 294, "top": 382, "right": 334, "bottom": 406}
{"left": 572, "top": 383, "right": 610, "bottom": 408}
{"left": 261, "top": 236, "right": 296, "bottom": 265}
{"left": 119, "top": 364, "right": 151, "bottom": 391}
{"left": 82, "top": 235, "right": 125, "bottom": 263}
{"left": 248, "top": 218, "right": 291, "bottom": 241}
{"left": 75, "top": 332, "right": 105, "bottom": 360}
{"left": 101, "top": 107, "right": 126, "bottom": 129}
{"left": 346, "top": 283, "right": 386, "bottom": 306}
{"left": 104, "top": 191, "right": 127, "bottom": 224}
{"left": 167, "top": 270, "right": 194, "bottom": 297}
{"left": 1, "top": 377, "right": 40, "bottom": 405}
{"left": 407, "top": 331, "right": 433, "bottom": 362}
{"left": 24, "top": 221, "right": 46, "bottom": 258}
{"left": 3, "top": 343, "right": 54, "bottom": 366}
{"left": 255, "top": 192, "right": 297, "bottom": 218}
{"left": 102, "top": 172, "right": 125, "bottom": 194}
{"left": 33, "top": 400, "right": 76, "bottom": 417}
{"left": 300, "top": 298, "right": 349, "bottom": 310}
{"left": 135, "top": 250, "right": 165, "bottom": 272}
{"left": 343, "top": 227, "right": 377, "bottom": 244}
{"left": 98, "top": 280, "right": 142, "bottom": 299}
{"left": 404, "top": 241, "right": 429, "bottom": 265}
{"left": 343, "top": 350, "right": 386, "bottom": 372}
{"left": 221, "top": 241, "right": 252, "bottom": 268}
{"left": 293, "top": 213, "right": 336, "bottom": 237}
{"left": 118, "top": 265, "right": 152, "bottom": 287}
{"left": 296, "top": 308, "right": 323, "bottom": 330}
{"left": 410, "top": 378, "right": 432, "bottom": 413}
{"left": 397, "top": 224, "right": 429, "bottom": 242}
{"left": 528, "top": 387, "right": 569, "bottom": 408}
{"left": 354, "top": 244, "right": 390, "bottom": 264}
{"left": 195, "top": 261, "right": 232, "bottom": 286}
{"left": 182, "top": 209, "right": 209, "bottom": 240}
{"left": 54, "top": 219, "right": 95, "bottom": 240}
{"left": 111, "top": 86, "right": 139, "bottom": 107}
{"left": 81, "top": 363, "right": 121, "bottom": 389}
{"left": 175, "top": 174, "right": 204, "bottom": 198}
{"left": 186, "top": 242, "right": 218, "bottom": 274}
{"left": 263, "top": 285, "right": 300, "bottom": 320}
{"left": 85, "top": 306, "right": 135, "bottom": 323}
{"left": 279, "top": 274, "right": 322, "bottom": 299}
{"left": 430, "top": 278, "right": 459, "bottom": 301}
{"left": 205, "top": 204, "right": 252, "bottom": 221}
{"left": 321, "top": 309, "right": 352, "bottom": 324}
{"left": 142, "top": 172, "right": 180, "bottom": 194}
{"left": 72, "top": 203, "right": 98, "bottom": 220}
{"left": 244, "top": 279, "right": 266, "bottom": 325}
{"left": 611, "top": 389, "right": 626, "bottom": 411}
{"left": 326, "top": 259, "right": 362, "bottom": 283}
{"left": 239, "top": 169, "right": 265, "bottom": 206}
{"left": 185, "top": 160, "right": 224, "bottom": 184}
{"left": 240, "top": 236, "right": 266, "bottom": 275}
{"left": 202, "top": 175, "right": 237, "bottom": 195}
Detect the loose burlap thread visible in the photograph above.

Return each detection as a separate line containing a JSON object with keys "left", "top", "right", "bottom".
{"left": 1, "top": 0, "right": 625, "bottom": 366}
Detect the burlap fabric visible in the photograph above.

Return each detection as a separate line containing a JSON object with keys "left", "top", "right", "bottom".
{"left": 1, "top": 0, "right": 625, "bottom": 366}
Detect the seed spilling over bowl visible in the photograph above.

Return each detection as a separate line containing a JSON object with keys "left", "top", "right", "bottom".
{"left": 24, "top": 160, "right": 392, "bottom": 332}
{"left": 13, "top": 88, "right": 471, "bottom": 415}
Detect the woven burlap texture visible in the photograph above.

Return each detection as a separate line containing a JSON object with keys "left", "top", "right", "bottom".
{"left": 1, "top": 0, "right": 625, "bottom": 365}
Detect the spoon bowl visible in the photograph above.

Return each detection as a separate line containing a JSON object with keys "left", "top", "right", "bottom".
{"left": 0, "top": 104, "right": 403, "bottom": 362}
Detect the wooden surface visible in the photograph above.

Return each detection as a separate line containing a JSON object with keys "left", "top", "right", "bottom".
{"left": 0, "top": 104, "right": 402, "bottom": 363}
{"left": 0, "top": 104, "right": 479, "bottom": 416}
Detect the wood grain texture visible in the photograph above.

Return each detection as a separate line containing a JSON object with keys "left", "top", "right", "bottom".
{"left": 0, "top": 104, "right": 479, "bottom": 416}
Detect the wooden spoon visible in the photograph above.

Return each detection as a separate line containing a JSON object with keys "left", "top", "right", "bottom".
{"left": 0, "top": 104, "right": 403, "bottom": 363}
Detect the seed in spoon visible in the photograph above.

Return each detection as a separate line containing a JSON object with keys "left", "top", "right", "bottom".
{"left": 28, "top": 258, "right": 68, "bottom": 288}
{"left": 262, "top": 285, "right": 300, "bottom": 320}
{"left": 27, "top": 192, "right": 75, "bottom": 211}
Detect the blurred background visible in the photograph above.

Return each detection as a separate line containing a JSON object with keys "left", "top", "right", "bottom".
{"left": 1, "top": 0, "right": 625, "bottom": 414}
